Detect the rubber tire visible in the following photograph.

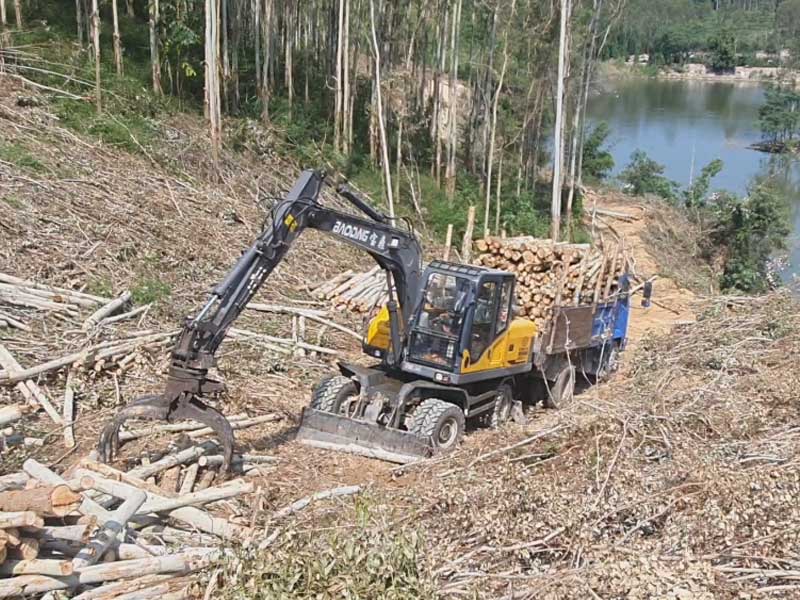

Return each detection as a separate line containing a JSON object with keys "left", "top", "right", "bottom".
{"left": 309, "top": 375, "right": 357, "bottom": 414}
{"left": 596, "top": 344, "right": 620, "bottom": 382}
{"left": 543, "top": 365, "right": 575, "bottom": 409}
{"left": 409, "top": 398, "right": 465, "bottom": 453}
{"left": 490, "top": 384, "right": 514, "bottom": 429}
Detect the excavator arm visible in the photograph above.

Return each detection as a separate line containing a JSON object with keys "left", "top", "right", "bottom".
{"left": 99, "top": 170, "right": 422, "bottom": 470}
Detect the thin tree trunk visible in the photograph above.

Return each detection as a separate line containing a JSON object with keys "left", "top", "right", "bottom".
{"left": 254, "top": 0, "right": 260, "bottom": 91}
{"left": 342, "top": 0, "right": 351, "bottom": 154}
{"left": 445, "top": 0, "right": 462, "bottom": 198}
{"left": 494, "top": 152, "right": 504, "bottom": 233}
{"left": 12, "top": 0, "right": 19, "bottom": 28}
{"left": 230, "top": 0, "right": 241, "bottom": 113}
{"left": 369, "top": 0, "right": 394, "bottom": 217}
{"left": 149, "top": 0, "right": 162, "bottom": 94}
{"left": 260, "top": 0, "right": 272, "bottom": 122}
{"left": 483, "top": 2, "right": 513, "bottom": 237}
{"left": 285, "top": 4, "right": 293, "bottom": 115}
{"left": 126, "top": 0, "right": 134, "bottom": 17}
{"left": 550, "top": 0, "right": 570, "bottom": 242}
{"left": 395, "top": 117, "right": 402, "bottom": 205}
{"left": 73, "top": 0, "right": 83, "bottom": 44}
{"left": 221, "top": 0, "right": 229, "bottom": 111}
{"left": 334, "top": 0, "right": 344, "bottom": 152}
{"left": 111, "top": 0, "right": 123, "bottom": 75}
{"left": 91, "top": 0, "right": 101, "bottom": 113}
{"left": 205, "top": 0, "right": 222, "bottom": 170}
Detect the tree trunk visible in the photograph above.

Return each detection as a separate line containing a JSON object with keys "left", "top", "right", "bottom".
{"left": 221, "top": 0, "right": 229, "bottom": 111}
{"left": 483, "top": 2, "right": 513, "bottom": 237}
{"left": 125, "top": 0, "right": 134, "bottom": 17}
{"left": 550, "top": 0, "right": 571, "bottom": 242}
{"left": 149, "top": 0, "right": 162, "bottom": 94}
{"left": 369, "top": 0, "right": 394, "bottom": 217}
{"left": 73, "top": 0, "right": 82, "bottom": 44}
{"left": 229, "top": 0, "right": 241, "bottom": 113}
{"left": 494, "top": 152, "right": 504, "bottom": 233}
{"left": 342, "top": 0, "right": 351, "bottom": 153}
{"left": 111, "top": 0, "right": 123, "bottom": 75}
{"left": 205, "top": 0, "right": 222, "bottom": 170}
{"left": 91, "top": 0, "right": 101, "bottom": 113}
{"left": 284, "top": 2, "right": 294, "bottom": 115}
{"left": 254, "top": 0, "right": 260, "bottom": 91}
{"left": 12, "top": 0, "right": 20, "bottom": 28}
{"left": 445, "top": 0, "right": 462, "bottom": 198}
{"left": 260, "top": 0, "right": 272, "bottom": 122}
{"left": 334, "top": 0, "right": 344, "bottom": 152}
{"left": 395, "top": 116, "right": 402, "bottom": 205}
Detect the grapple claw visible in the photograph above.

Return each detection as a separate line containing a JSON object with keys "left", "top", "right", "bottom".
{"left": 98, "top": 393, "right": 236, "bottom": 472}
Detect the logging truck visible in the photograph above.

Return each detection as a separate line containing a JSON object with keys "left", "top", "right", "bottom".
{"left": 99, "top": 170, "right": 642, "bottom": 467}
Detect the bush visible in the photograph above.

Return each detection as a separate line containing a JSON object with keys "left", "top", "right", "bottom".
{"left": 581, "top": 122, "right": 615, "bottom": 181}
{"left": 219, "top": 525, "right": 434, "bottom": 599}
{"left": 619, "top": 150, "right": 679, "bottom": 200}
{"left": 708, "top": 182, "right": 790, "bottom": 292}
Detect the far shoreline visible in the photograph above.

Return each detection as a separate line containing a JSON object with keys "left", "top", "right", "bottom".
{"left": 602, "top": 61, "right": 799, "bottom": 87}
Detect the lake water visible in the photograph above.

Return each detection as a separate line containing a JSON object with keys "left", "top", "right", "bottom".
{"left": 586, "top": 77, "right": 800, "bottom": 282}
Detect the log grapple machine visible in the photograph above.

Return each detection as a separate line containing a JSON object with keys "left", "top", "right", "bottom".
{"left": 98, "top": 170, "right": 553, "bottom": 469}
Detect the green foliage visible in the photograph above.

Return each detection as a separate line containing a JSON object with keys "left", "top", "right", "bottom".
{"left": 619, "top": 150, "right": 679, "bottom": 200}
{"left": 709, "top": 182, "right": 791, "bottom": 292}
{"left": 0, "top": 142, "right": 45, "bottom": 173}
{"left": 708, "top": 29, "right": 738, "bottom": 72}
{"left": 683, "top": 158, "right": 724, "bottom": 208}
{"left": 581, "top": 122, "right": 615, "bottom": 181}
{"left": 86, "top": 277, "right": 114, "bottom": 299}
{"left": 131, "top": 278, "right": 172, "bottom": 305}
{"left": 219, "top": 525, "right": 434, "bottom": 599}
{"left": 758, "top": 85, "right": 800, "bottom": 144}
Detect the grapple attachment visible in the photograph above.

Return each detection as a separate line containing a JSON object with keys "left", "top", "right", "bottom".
{"left": 296, "top": 407, "right": 431, "bottom": 464}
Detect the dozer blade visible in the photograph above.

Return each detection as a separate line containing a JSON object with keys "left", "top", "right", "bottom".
{"left": 296, "top": 407, "right": 432, "bottom": 464}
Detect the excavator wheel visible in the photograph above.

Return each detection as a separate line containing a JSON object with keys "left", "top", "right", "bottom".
{"left": 310, "top": 375, "right": 359, "bottom": 416}
{"left": 490, "top": 383, "right": 514, "bottom": 429}
{"left": 409, "top": 398, "right": 465, "bottom": 453}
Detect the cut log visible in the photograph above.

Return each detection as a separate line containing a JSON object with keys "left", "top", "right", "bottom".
{"left": 0, "top": 559, "right": 73, "bottom": 576}
{"left": 72, "top": 487, "right": 146, "bottom": 569}
{"left": 10, "top": 537, "right": 39, "bottom": 560}
{"left": 22, "top": 459, "right": 111, "bottom": 522}
{"left": 128, "top": 442, "right": 219, "bottom": 480}
{"left": 82, "top": 291, "right": 132, "bottom": 331}
{"left": 26, "top": 524, "right": 94, "bottom": 543}
{"left": 178, "top": 463, "right": 199, "bottom": 496}
{"left": 0, "top": 485, "right": 82, "bottom": 517}
{"left": 0, "top": 405, "right": 24, "bottom": 427}
{"left": 0, "top": 511, "right": 44, "bottom": 528}
{"left": 0, "top": 473, "right": 29, "bottom": 492}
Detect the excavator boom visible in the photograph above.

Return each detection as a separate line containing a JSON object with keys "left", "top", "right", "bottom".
{"left": 98, "top": 170, "right": 422, "bottom": 470}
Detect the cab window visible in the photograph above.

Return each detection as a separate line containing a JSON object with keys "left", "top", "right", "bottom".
{"left": 496, "top": 279, "right": 513, "bottom": 334}
{"left": 469, "top": 281, "right": 496, "bottom": 359}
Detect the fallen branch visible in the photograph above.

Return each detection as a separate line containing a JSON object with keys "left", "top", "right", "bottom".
{"left": 83, "top": 291, "right": 132, "bottom": 331}
{"left": 467, "top": 426, "right": 566, "bottom": 468}
{"left": 63, "top": 371, "right": 76, "bottom": 448}
{"left": 272, "top": 485, "right": 362, "bottom": 520}
{"left": 0, "top": 559, "right": 74, "bottom": 577}
{"left": 0, "top": 344, "right": 63, "bottom": 424}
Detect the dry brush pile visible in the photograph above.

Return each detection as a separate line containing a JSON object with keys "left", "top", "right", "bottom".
{"left": 217, "top": 291, "right": 800, "bottom": 599}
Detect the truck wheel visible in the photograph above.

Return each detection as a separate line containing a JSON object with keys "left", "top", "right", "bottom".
{"left": 490, "top": 384, "right": 514, "bottom": 429}
{"left": 596, "top": 344, "right": 620, "bottom": 382}
{"left": 543, "top": 365, "right": 575, "bottom": 409}
{"left": 409, "top": 398, "right": 465, "bottom": 452}
{"left": 310, "top": 375, "right": 358, "bottom": 416}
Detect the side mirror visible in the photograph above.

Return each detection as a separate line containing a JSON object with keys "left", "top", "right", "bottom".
{"left": 641, "top": 280, "right": 653, "bottom": 308}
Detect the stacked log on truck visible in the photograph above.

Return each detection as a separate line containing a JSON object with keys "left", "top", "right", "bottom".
{"left": 474, "top": 237, "right": 629, "bottom": 331}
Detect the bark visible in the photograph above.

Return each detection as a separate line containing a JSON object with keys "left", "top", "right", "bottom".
{"left": 149, "top": 0, "right": 162, "bottom": 94}
{"left": 111, "top": 0, "right": 123, "bottom": 74}
{"left": 125, "top": 0, "right": 134, "bottom": 16}
{"left": 260, "top": 0, "right": 272, "bottom": 122}
{"left": 369, "top": 0, "right": 394, "bottom": 217}
{"left": 73, "top": 0, "right": 83, "bottom": 44}
{"left": 494, "top": 152, "right": 504, "bottom": 233}
{"left": 342, "top": 0, "right": 351, "bottom": 153}
{"left": 12, "top": 0, "right": 19, "bottom": 27}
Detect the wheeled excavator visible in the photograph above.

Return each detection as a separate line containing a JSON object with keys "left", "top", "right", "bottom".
{"left": 98, "top": 169, "right": 544, "bottom": 469}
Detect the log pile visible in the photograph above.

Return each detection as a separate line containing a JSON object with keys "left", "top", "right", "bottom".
{"left": 311, "top": 267, "right": 388, "bottom": 313}
{"left": 474, "top": 237, "right": 629, "bottom": 330}
{"left": 0, "top": 442, "right": 274, "bottom": 598}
